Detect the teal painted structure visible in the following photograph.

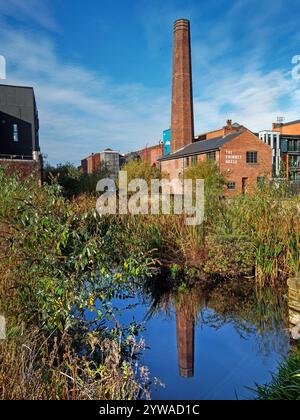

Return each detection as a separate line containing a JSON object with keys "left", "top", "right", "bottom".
{"left": 163, "top": 129, "right": 171, "bottom": 156}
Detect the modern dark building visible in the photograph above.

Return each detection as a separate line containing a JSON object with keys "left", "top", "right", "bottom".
{"left": 0, "top": 84, "right": 42, "bottom": 180}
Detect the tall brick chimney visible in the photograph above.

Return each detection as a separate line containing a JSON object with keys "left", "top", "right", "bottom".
{"left": 171, "top": 19, "right": 195, "bottom": 153}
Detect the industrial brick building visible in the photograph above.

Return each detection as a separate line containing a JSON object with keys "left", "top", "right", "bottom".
{"left": 81, "top": 149, "right": 123, "bottom": 179}
{"left": 81, "top": 153, "right": 101, "bottom": 174}
{"left": 139, "top": 143, "right": 163, "bottom": 166}
{"left": 158, "top": 19, "right": 273, "bottom": 194}
{"left": 160, "top": 121, "right": 272, "bottom": 194}
{"left": 125, "top": 142, "right": 163, "bottom": 167}
{"left": 0, "top": 84, "right": 42, "bottom": 181}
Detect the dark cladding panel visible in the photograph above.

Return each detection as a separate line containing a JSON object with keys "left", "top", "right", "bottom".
{"left": 0, "top": 84, "right": 40, "bottom": 156}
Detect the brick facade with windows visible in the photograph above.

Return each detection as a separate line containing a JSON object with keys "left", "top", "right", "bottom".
{"left": 160, "top": 128, "right": 273, "bottom": 195}
{"left": 219, "top": 130, "right": 272, "bottom": 194}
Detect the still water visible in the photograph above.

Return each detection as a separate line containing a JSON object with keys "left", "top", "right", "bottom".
{"left": 105, "top": 277, "right": 291, "bottom": 400}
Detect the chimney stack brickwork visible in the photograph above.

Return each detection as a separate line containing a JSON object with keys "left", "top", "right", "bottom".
{"left": 176, "top": 310, "right": 195, "bottom": 378}
{"left": 171, "top": 19, "right": 195, "bottom": 153}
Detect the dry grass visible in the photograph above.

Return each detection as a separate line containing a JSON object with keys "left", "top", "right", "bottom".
{"left": 0, "top": 328, "right": 150, "bottom": 400}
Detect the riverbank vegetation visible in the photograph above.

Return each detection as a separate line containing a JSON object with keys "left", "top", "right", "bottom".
{"left": 107, "top": 160, "right": 300, "bottom": 287}
{"left": 1, "top": 158, "right": 299, "bottom": 400}
{"left": 0, "top": 169, "right": 153, "bottom": 400}
{"left": 252, "top": 350, "right": 300, "bottom": 400}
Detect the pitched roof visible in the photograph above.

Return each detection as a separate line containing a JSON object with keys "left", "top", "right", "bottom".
{"left": 158, "top": 131, "right": 242, "bottom": 161}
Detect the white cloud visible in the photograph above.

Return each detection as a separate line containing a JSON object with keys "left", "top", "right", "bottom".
{"left": 0, "top": 26, "right": 170, "bottom": 164}
{"left": 0, "top": 0, "right": 58, "bottom": 31}
{"left": 193, "top": 67, "right": 300, "bottom": 134}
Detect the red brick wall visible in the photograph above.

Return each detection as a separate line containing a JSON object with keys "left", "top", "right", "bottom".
{"left": 140, "top": 144, "right": 163, "bottom": 166}
{"left": 220, "top": 131, "right": 272, "bottom": 194}
{"left": 273, "top": 121, "right": 300, "bottom": 135}
{"left": 84, "top": 153, "right": 101, "bottom": 174}
{"left": 161, "top": 157, "right": 184, "bottom": 180}
{"left": 0, "top": 159, "right": 42, "bottom": 183}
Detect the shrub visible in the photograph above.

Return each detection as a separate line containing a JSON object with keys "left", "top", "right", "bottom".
{"left": 120, "top": 159, "right": 162, "bottom": 186}
{"left": 0, "top": 168, "right": 153, "bottom": 400}
{"left": 44, "top": 163, "right": 109, "bottom": 198}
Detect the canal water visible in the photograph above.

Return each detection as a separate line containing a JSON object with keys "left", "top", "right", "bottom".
{"left": 101, "top": 277, "right": 291, "bottom": 400}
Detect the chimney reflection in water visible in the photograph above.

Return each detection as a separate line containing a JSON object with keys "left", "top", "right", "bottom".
{"left": 176, "top": 308, "right": 195, "bottom": 378}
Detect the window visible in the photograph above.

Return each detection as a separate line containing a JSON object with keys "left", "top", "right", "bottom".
{"left": 207, "top": 151, "right": 216, "bottom": 161}
{"left": 281, "top": 138, "right": 288, "bottom": 152}
{"left": 13, "top": 124, "right": 19, "bottom": 142}
{"left": 289, "top": 155, "right": 300, "bottom": 169}
{"left": 288, "top": 139, "right": 300, "bottom": 152}
{"left": 191, "top": 155, "right": 197, "bottom": 166}
{"left": 290, "top": 171, "right": 300, "bottom": 181}
{"left": 227, "top": 182, "right": 236, "bottom": 190}
{"left": 246, "top": 151, "right": 258, "bottom": 164}
{"left": 185, "top": 157, "right": 190, "bottom": 167}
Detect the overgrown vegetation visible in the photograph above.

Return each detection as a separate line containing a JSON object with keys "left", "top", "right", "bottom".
{"left": 43, "top": 159, "right": 300, "bottom": 287}
{"left": 109, "top": 160, "right": 300, "bottom": 286}
{"left": 1, "top": 157, "right": 299, "bottom": 400}
{"left": 44, "top": 163, "right": 109, "bottom": 198}
{"left": 120, "top": 159, "right": 162, "bottom": 185}
{"left": 0, "top": 168, "right": 153, "bottom": 400}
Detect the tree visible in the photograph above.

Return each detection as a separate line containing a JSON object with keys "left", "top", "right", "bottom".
{"left": 120, "top": 160, "right": 162, "bottom": 185}
{"left": 44, "top": 163, "right": 109, "bottom": 198}
{"left": 184, "top": 160, "right": 227, "bottom": 223}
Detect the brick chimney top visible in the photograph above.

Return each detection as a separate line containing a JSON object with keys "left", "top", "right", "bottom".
{"left": 224, "top": 119, "right": 233, "bottom": 135}
{"left": 174, "top": 19, "right": 190, "bottom": 32}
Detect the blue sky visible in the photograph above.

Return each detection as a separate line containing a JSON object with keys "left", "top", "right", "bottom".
{"left": 1, "top": 0, "right": 300, "bottom": 165}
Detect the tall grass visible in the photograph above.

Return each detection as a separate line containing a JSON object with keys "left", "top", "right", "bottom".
{"left": 216, "top": 181, "right": 300, "bottom": 286}
{"left": 252, "top": 350, "right": 300, "bottom": 400}
{"left": 0, "top": 328, "right": 150, "bottom": 400}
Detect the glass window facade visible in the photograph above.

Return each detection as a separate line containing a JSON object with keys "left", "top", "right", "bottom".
{"left": 287, "top": 139, "right": 300, "bottom": 152}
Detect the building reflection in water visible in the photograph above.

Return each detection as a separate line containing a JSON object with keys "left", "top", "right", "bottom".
{"left": 174, "top": 291, "right": 206, "bottom": 378}
{"left": 145, "top": 276, "right": 290, "bottom": 379}
{"left": 176, "top": 309, "right": 195, "bottom": 378}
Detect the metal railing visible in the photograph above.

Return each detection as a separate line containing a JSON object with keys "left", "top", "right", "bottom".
{"left": 0, "top": 154, "right": 33, "bottom": 161}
